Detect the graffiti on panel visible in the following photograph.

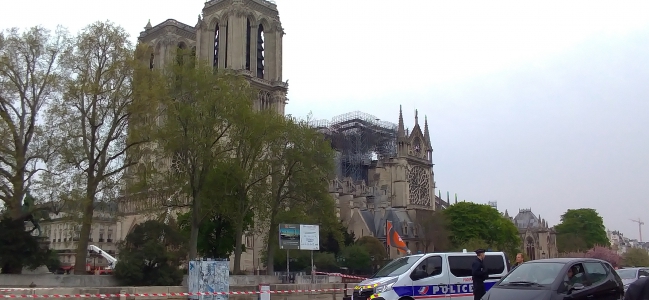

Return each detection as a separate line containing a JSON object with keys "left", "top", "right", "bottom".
{"left": 188, "top": 259, "right": 230, "bottom": 300}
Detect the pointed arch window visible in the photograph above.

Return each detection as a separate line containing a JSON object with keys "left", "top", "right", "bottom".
{"left": 256, "top": 24, "right": 265, "bottom": 78}
{"left": 245, "top": 19, "right": 251, "bottom": 71}
{"left": 213, "top": 24, "right": 220, "bottom": 68}
{"left": 526, "top": 236, "right": 536, "bottom": 260}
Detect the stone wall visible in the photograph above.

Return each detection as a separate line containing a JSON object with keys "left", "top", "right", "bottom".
{"left": 0, "top": 284, "right": 358, "bottom": 300}
{"left": 0, "top": 275, "right": 342, "bottom": 288}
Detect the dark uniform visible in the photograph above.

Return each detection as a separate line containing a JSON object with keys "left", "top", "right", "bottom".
{"left": 624, "top": 276, "right": 649, "bottom": 300}
{"left": 471, "top": 249, "right": 489, "bottom": 300}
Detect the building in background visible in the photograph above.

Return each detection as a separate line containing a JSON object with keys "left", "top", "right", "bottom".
{"left": 26, "top": 202, "right": 119, "bottom": 272}
{"left": 505, "top": 208, "right": 558, "bottom": 260}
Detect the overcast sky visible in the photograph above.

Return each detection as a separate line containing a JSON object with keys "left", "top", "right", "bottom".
{"left": 2, "top": 0, "right": 648, "bottom": 241}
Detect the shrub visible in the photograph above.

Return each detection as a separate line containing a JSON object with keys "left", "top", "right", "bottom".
{"left": 114, "top": 220, "right": 186, "bottom": 286}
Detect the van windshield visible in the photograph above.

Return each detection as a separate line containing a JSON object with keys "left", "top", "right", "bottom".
{"left": 371, "top": 255, "right": 423, "bottom": 278}
{"left": 498, "top": 262, "right": 565, "bottom": 287}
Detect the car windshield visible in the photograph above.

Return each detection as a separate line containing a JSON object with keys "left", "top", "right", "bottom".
{"left": 498, "top": 262, "right": 565, "bottom": 287}
{"left": 616, "top": 269, "right": 637, "bottom": 279}
{"left": 371, "top": 255, "right": 424, "bottom": 278}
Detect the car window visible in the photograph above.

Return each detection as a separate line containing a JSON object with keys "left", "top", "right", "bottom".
{"left": 484, "top": 255, "right": 505, "bottom": 275}
{"left": 413, "top": 256, "right": 443, "bottom": 279}
{"left": 561, "top": 263, "right": 586, "bottom": 292}
{"left": 639, "top": 269, "right": 649, "bottom": 277}
{"left": 616, "top": 269, "right": 638, "bottom": 279}
{"left": 448, "top": 256, "right": 472, "bottom": 277}
{"left": 499, "top": 262, "right": 563, "bottom": 286}
{"left": 448, "top": 255, "right": 504, "bottom": 277}
{"left": 583, "top": 262, "right": 608, "bottom": 286}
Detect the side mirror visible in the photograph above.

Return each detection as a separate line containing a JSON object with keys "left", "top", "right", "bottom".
{"left": 570, "top": 283, "right": 585, "bottom": 292}
{"left": 410, "top": 270, "right": 428, "bottom": 281}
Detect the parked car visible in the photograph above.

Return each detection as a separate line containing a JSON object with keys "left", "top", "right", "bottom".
{"left": 615, "top": 267, "right": 648, "bottom": 292}
{"left": 482, "top": 258, "right": 624, "bottom": 300}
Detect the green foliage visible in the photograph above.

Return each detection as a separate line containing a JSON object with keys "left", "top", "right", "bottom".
{"left": 0, "top": 25, "right": 68, "bottom": 221}
{"left": 45, "top": 250, "right": 61, "bottom": 272}
{"left": 313, "top": 252, "right": 339, "bottom": 272}
{"left": 555, "top": 208, "right": 608, "bottom": 252}
{"left": 176, "top": 161, "right": 254, "bottom": 259}
{"left": 259, "top": 115, "right": 338, "bottom": 272}
{"left": 341, "top": 245, "right": 372, "bottom": 274}
{"left": 272, "top": 249, "right": 313, "bottom": 272}
{"left": 356, "top": 236, "right": 388, "bottom": 262}
{"left": 556, "top": 233, "right": 587, "bottom": 253}
{"left": 133, "top": 49, "right": 257, "bottom": 262}
{"left": 0, "top": 217, "right": 51, "bottom": 273}
{"left": 114, "top": 220, "right": 185, "bottom": 286}
{"left": 453, "top": 238, "right": 490, "bottom": 253}
{"left": 443, "top": 202, "right": 521, "bottom": 257}
{"left": 622, "top": 248, "right": 649, "bottom": 267}
{"left": 177, "top": 208, "right": 253, "bottom": 259}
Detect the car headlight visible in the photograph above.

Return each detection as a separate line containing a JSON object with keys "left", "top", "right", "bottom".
{"left": 624, "top": 284, "right": 629, "bottom": 291}
{"left": 375, "top": 282, "right": 395, "bottom": 294}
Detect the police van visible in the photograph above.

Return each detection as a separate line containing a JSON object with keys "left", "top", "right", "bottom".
{"left": 352, "top": 250, "right": 510, "bottom": 300}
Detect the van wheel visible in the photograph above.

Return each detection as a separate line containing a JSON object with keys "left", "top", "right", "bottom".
{"left": 399, "top": 297, "right": 414, "bottom": 300}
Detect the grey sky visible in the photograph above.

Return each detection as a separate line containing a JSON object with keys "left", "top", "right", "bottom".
{"left": 2, "top": 0, "right": 648, "bottom": 240}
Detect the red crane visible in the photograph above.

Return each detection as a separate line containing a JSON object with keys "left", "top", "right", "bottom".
{"left": 630, "top": 218, "right": 645, "bottom": 242}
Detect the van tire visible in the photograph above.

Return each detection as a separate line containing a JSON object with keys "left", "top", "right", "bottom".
{"left": 399, "top": 296, "right": 414, "bottom": 300}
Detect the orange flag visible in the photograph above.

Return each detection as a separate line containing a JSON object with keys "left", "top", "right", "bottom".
{"left": 386, "top": 220, "right": 411, "bottom": 254}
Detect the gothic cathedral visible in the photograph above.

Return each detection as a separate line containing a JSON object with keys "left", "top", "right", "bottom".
{"left": 119, "top": 0, "right": 288, "bottom": 272}
{"left": 139, "top": 0, "right": 288, "bottom": 114}
{"left": 331, "top": 107, "right": 439, "bottom": 258}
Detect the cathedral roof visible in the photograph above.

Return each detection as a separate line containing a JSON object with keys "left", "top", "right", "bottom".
{"left": 139, "top": 19, "right": 197, "bottom": 42}
{"left": 359, "top": 207, "right": 414, "bottom": 238}
{"left": 513, "top": 208, "right": 541, "bottom": 229}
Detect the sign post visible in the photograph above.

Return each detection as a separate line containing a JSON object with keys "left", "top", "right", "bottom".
{"left": 279, "top": 224, "right": 320, "bottom": 284}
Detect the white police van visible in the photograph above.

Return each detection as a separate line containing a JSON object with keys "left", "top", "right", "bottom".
{"left": 352, "top": 251, "right": 509, "bottom": 300}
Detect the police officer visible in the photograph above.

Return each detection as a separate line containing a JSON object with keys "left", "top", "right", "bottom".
{"left": 624, "top": 275, "right": 649, "bottom": 300}
{"left": 471, "top": 249, "right": 489, "bottom": 300}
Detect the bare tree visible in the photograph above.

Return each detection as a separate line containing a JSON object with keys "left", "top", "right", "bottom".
{"left": 0, "top": 26, "right": 68, "bottom": 221}
{"left": 46, "top": 21, "right": 149, "bottom": 274}
{"left": 416, "top": 210, "right": 451, "bottom": 252}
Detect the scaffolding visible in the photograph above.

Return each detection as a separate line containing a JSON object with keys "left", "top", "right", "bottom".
{"left": 312, "top": 111, "right": 397, "bottom": 183}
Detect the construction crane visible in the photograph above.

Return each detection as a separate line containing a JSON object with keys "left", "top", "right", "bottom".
{"left": 630, "top": 218, "right": 645, "bottom": 242}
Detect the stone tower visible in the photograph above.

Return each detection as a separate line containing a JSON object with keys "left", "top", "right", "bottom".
{"left": 391, "top": 106, "right": 435, "bottom": 210}
{"left": 138, "top": 0, "right": 288, "bottom": 114}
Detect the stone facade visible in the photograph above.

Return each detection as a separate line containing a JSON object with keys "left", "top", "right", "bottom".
{"left": 330, "top": 108, "right": 439, "bottom": 258}
{"left": 505, "top": 208, "right": 559, "bottom": 260}
{"left": 138, "top": 0, "right": 288, "bottom": 114}
{"left": 117, "top": 0, "right": 289, "bottom": 273}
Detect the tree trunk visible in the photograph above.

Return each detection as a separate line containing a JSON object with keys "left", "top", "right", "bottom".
{"left": 74, "top": 184, "right": 97, "bottom": 275}
{"left": 9, "top": 167, "right": 26, "bottom": 220}
{"left": 233, "top": 221, "right": 244, "bottom": 274}
{"left": 188, "top": 198, "right": 200, "bottom": 260}
{"left": 265, "top": 221, "right": 277, "bottom": 274}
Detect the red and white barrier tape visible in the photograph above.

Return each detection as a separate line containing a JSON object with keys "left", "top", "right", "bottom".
{"left": 314, "top": 271, "right": 367, "bottom": 281}
{"left": 0, "top": 288, "right": 355, "bottom": 298}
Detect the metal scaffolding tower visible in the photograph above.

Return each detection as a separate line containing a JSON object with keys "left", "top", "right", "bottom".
{"left": 312, "top": 111, "right": 397, "bottom": 183}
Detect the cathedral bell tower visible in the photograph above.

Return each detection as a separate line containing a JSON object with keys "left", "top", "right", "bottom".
{"left": 395, "top": 106, "right": 435, "bottom": 210}
{"left": 196, "top": 0, "right": 288, "bottom": 114}
{"left": 139, "top": 0, "right": 288, "bottom": 115}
